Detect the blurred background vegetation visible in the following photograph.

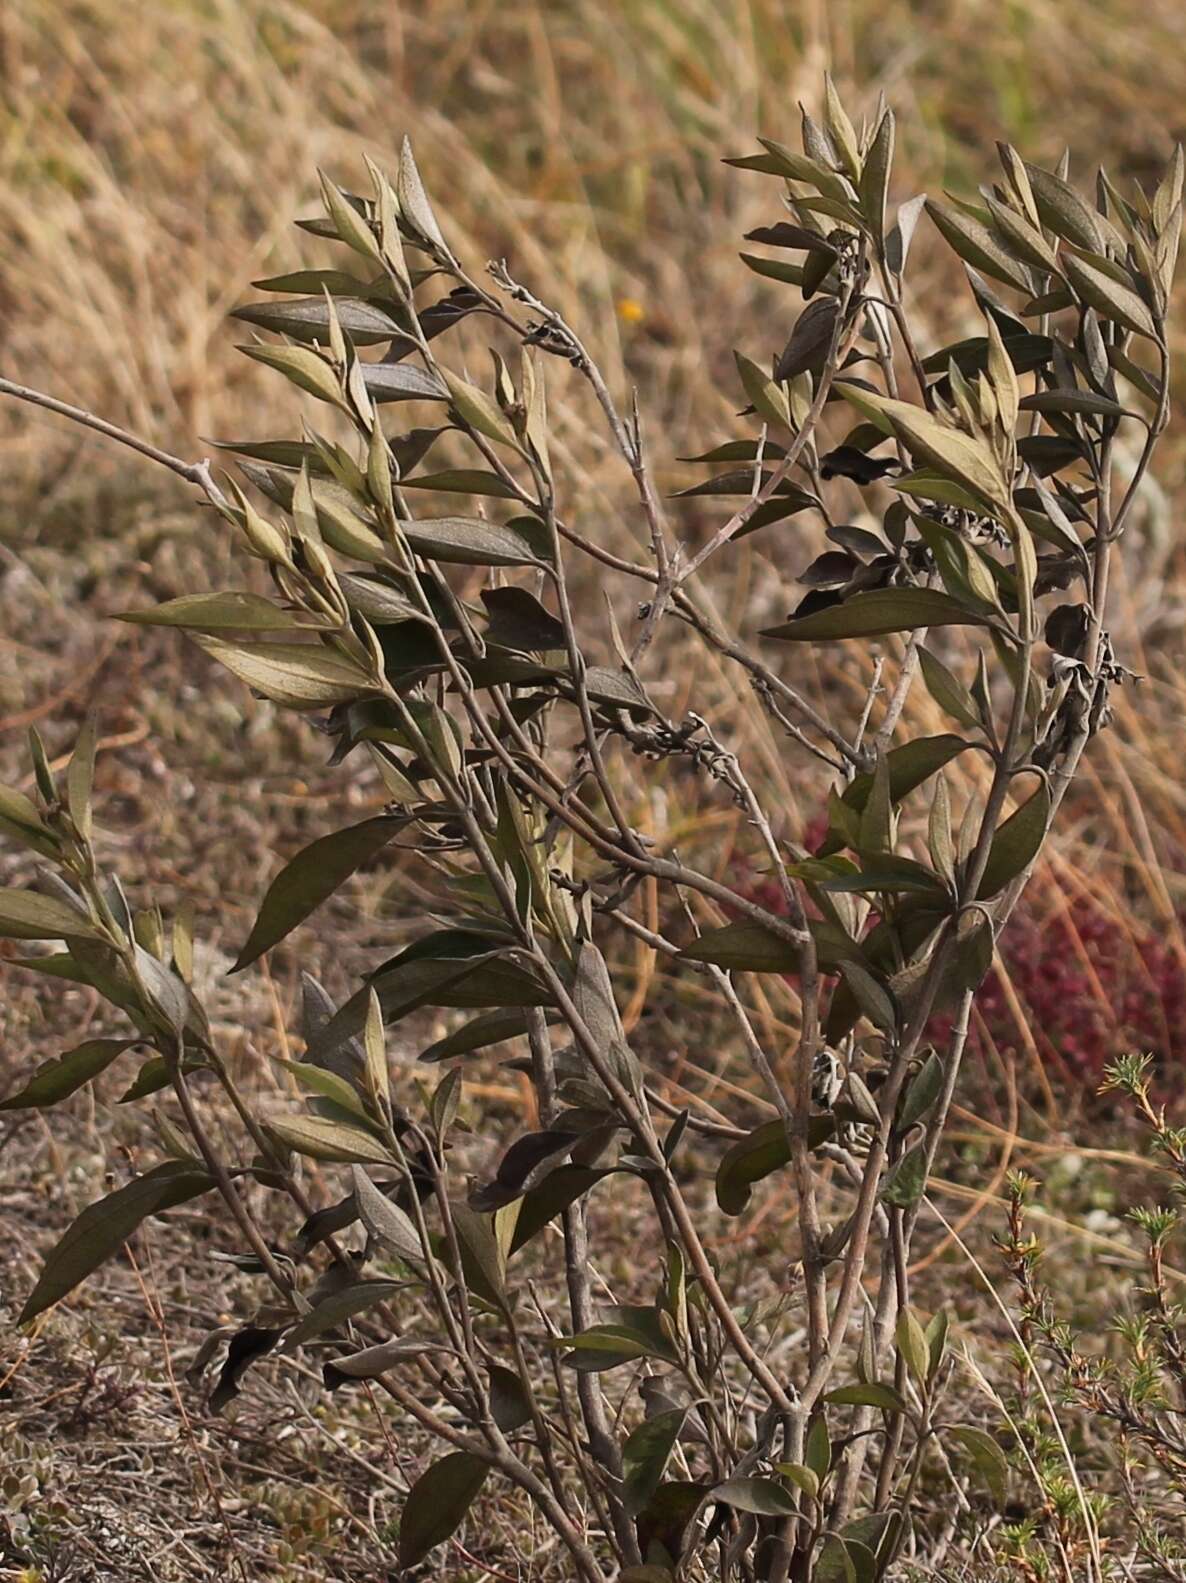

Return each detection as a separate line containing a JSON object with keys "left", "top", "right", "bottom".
{"left": 3, "top": 2, "right": 1186, "bottom": 1576}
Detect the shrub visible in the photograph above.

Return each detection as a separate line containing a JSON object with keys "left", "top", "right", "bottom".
{"left": 0, "top": 81, "right": 1179, "bottom": 1581}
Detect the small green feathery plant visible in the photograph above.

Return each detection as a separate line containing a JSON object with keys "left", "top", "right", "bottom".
{"left": 990, "top": 1055, "right": 1186, "bottom": 1583}
{"left": 0, "top": 79, "right": 1179, "bottom": 1580}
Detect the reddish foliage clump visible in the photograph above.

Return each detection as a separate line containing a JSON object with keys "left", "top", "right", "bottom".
{"left": 936, "top": 890, "right": 1186, "bottom": 1089}
{"left": 736, "top": 856, "right": 1186, "bottom": 1094}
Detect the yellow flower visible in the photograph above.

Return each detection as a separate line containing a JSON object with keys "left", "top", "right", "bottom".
{"left": 616, "top": 296, "right": 645, "bottom": 324}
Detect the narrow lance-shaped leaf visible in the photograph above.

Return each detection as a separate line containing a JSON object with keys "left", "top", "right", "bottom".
{"left": 0, "top": 888, "right": 102, "bottom": 942}
{"left": 233, "top": 816, "right": 401, "bottom": 971}
{"left": 949, "top": 1425, "right": 1009, "bottom": 1504}
{"left": 1062, "top": 253, "right": 1158, "bottom": 340}
{"left": 397, "top": 136, "right": 450, "bottom": 253}
{"left": 351, "top": 1166, "right": 425, "bottom": 1264}
{"left": 119, "top": 592, "right": 320, "bottom": 633}
{"left": 925, "top": 199, "right": 1034, "bottom": 293}
{"left": 398, "top": 516, "right": 543, "bottom": 568}
{"left": 712, "top": 1477, "right": 797, "bottom": 1517}
{"left": 21, "top": 1160, "right": 215, "bottom": 1322}
{"left": 762, "top": 588, "right": 995, "bottom": 643}
{"left": 66, "top": 715, "right": 99, "bottom": 841}
{"left": 623, "top": 1409, "right": 690, "bottom": 1516}
{"left": 859, "top": 109, "right": 895, "bottom": 255}
{"left": 231, "top": 295, "right": 399, "bottom": 344}
{"left": 1024, "top": 162, "right": 1106, "bottom": 253}
{"left": 238, "top": 343, "right": 346, "bottom": 409}
{"left": 195, "top": 637, "right": 376, "bottom": 710}
{"left": 1, "top": 1039, "right": 140, "bottom": 1112}
{"left": 976, "top": 781, "right": 1050, "bottom": 898}
{"left": 269, "top": 1115, "right": 395, "bottom": 1165}
{"left": 398, "top": 1452, "right": 489, "bottom": 1569}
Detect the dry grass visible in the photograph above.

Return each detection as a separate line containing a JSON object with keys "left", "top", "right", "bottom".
{"left": 4, "top": 0, "right": 1186, "bottom": 1576}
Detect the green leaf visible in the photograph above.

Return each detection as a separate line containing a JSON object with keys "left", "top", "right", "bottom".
{"left": 823, "top": 76, "right": 861, "bottom": 180}
{"left": 359, "top": 362, "right": 449, "bottom": 403}
{"left": 1, "top": 1038, "right": 139, "bottom": 1111}
{"left": 508, "top": 1164, "right": 618, "bottom": 1255}
{"left": 754, "top": 138, "right": 854, "bottom": 203}
{"left": 919, "top": 648, "right": 980, "bottom": 728}
{"left": 0, "top": 782, "right": 56, "bottom": 856}
{"left": 0, "top": 889, "right": 102, "bottom": 942}
{"left": 399, "top": 516, "right": 542, "bottom": 567}
{"left": 817, "top": 857, "right": 945, "bottom": 898}
{"left": 232, "top": 295, "right": 399, "bottom": 345}
{"left": 838, "top": 960, "right": 897, "bottom": 1033}
{"left": 985, "top": 194, "right": 1062, "bottom": 274}
{"left": 715, "top": 1116, "right": 834, "bottom": 1214}
{"left": 580, "top": 665, "right": 654, "bottom": 715}
{"left": 825, "top": 1382, "right": 908, "bottom": 1412}
{"left": 859, "top": 110, "right": 895, "bottom": 254}
{"left": 119, "top": 591, "right": 318, "bottom": 633}
{"left": 734, "top": 352, "right": 791, "bottom": 429}
{"left": 251, "top": 268, "right": 376, "bottom": 296}
{"left": 953, "top": 910, "right": 996, "bottom": 992}
{"left": 195, "top": 637, "right": 375, "bottom": 710}
{"left": 635, "top": 1481, "right": 710, "bottom": 1569}
{"left": 740, "top": 252, "right": 809, "bottom": 285}
{"left": 481, "top": 586, "right": 566, "bottom": 652}
{"left": 66, "top": 716, "right": 98, "bottom": 842}
{"left": 20, "top": 1160, "right": 215, "bottom": 1322}
{"left": 318, "top": 171, "right": 384, "bottom": 263}
{"left": 925, "top": 199, "right": 1034, "bottom": 293}
{"left": 280, "top": 1279, "right": 403, "bottom": 1351}
{"left": 323, "top": 1336, "right": 447, "bottom": 1388}
{"left": 838, "top": 383, "right": 1010, "bottom": 511}
{"left": 882, "top": 1143, "right": 928, "bottom": 1209}
{"left": 773, "top": 1462, "right": 819, "bottom": 1498}
{"left": 233, "top": 816, "right": 400, "bottom": 971}
{"left": 1019, "top": 389, "right": 1129, "bottom": 419}
{"left": 420, "top": 1008, "right": 545, "bottom": 1062}
{"left": 927, "top": 1308, "right": 950, "bottom": 1381}
{"left": 624, "top": 1408, "right": 689, "bottom": 1516}
{"left": 896, "top": 1307, "right": 930, "bottom": 1387}
{"left": 398, "top": 1452, "right": 489, "bottom": 1569}
{"left": 559, "top": 1307, "right": 679, "bottom": 1372}
{"left": 276, "top": 1059, "right": 368, "bottom": 1118}
{"left": 485, "top": 1362, "right": 533, "bottom": 1432}
{"left": 238, "top": 342, "right": 345, "bottom": 408}
{"left": 397, "top": 136, "right": 450, "bottom": 253}
{"left": 817, "top": 1536, "right": 877, "bottom": 1583}
{"left": 680, "top": 921, "right": 798, "bottom": 973}
{"left": 1062, "top": 252, "right": 1158, "bottom": 339}
{"left": 976, "top": 783, "right": 1050, "bottom": 898}
{"left": 309, "top": 946, "right": 555, "bottom": 1061}
{"left": 119, "top": 1056, "right": 201, "bottom": 1103}
{"left": 762, "top": 588, "right": 993, "bottom": 643}
{"left": 859, "top": 751, "right": 892, "bottom": 856}
{"left": 896, "top": 470, "right": 991, "bottom": 515}
{"left": 443, "top": 371, "right": 518, "bottom": 448}
{"left": 269, "top": 1115, "right": 394, "bottom": 1165}
{"left": 838, "top": 734, "right": 971, "bottom": 820}
{"left": 351, "top": 1166, "right": 425, "bottom": 1264}
{"left": 805, "top": 1415, "right": 831, "bottom": 1479}
{"left": 949, "top": 1424, "right": 1009, "bottom": 1504}
{"left": 450, "top": 1201, "right": 508, "bottom": 1308}
{"left": 1024, "top": 163, "right": 1106, "bottom": 253}
{"left": 898, "top": 1051, "right": 945, "bottom": 1131}
{"left": 400, "top": 468, "right": 519, "bottom": 499}
{"left": 712, "top": 1476, "right": 797, "bottom": 1517}
{"left": 362, "top": 989, "right": 392, "bottom": 1116}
